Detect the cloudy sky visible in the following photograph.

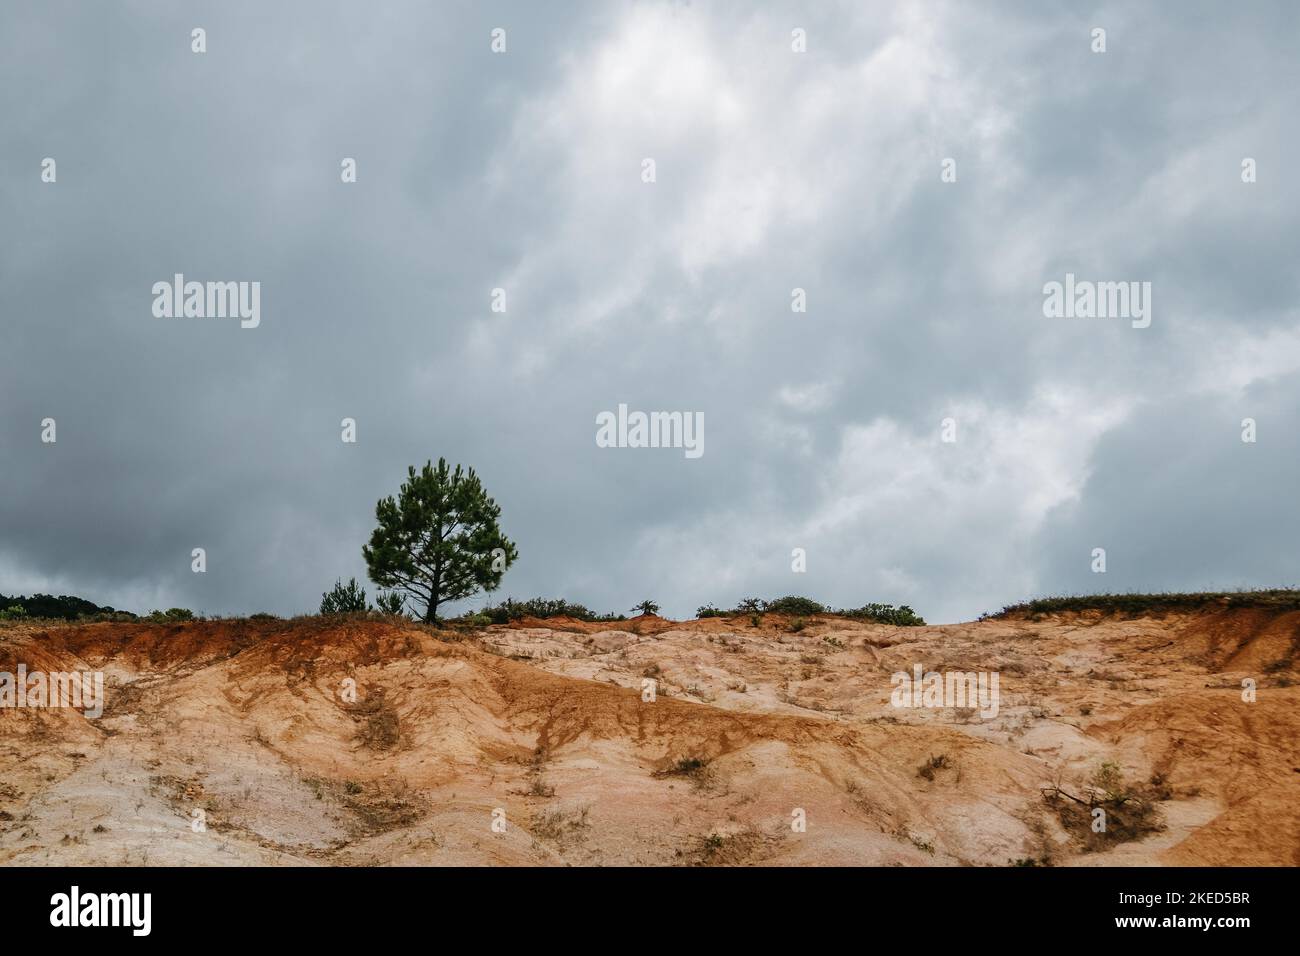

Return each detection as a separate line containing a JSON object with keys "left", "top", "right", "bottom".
{"left": 2, "top": 1, "right": 1298, "bottom": 623}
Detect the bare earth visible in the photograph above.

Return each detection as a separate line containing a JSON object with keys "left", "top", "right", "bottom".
{"left": 2, "top": 608, "right": 1297, "bottom": 866}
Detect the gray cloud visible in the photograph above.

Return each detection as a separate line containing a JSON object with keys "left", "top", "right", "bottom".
{"left": 2, "top": 1, "right": 1297, "bottom": 622}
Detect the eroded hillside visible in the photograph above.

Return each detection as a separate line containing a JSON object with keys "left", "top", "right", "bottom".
{"left": 1, "top": 607, "right": 1297, "bottom": 865}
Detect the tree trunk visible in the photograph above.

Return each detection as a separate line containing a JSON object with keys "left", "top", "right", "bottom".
{"left": 424, "top": 581, "right": 440, "bottom": 624}
{"left": 425, "top": 558, "right": 442, "bottom": 624}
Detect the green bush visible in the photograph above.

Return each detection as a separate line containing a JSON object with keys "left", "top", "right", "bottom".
{"left": 374, "top": 591, "right": 406, "bottom": 616}
{"left": 320, "top": 577, "right": 368, "bottom": 615}
{"left": 691, "top": 596, "right": 925, "bottom": 626}
{"left": 0, "top": 604, "right": 28, "bottom": 621}
{"left": 147, "top": 608, "right": 195, "bottom": 623}
{"left": 841, "top": 603, "right": 926, "bottom": 626}
{"left": 482, "top": 597, "right": 625, "bottom": 624}
{"left": 764, "top": 595, "right": 826, "bottom": 616}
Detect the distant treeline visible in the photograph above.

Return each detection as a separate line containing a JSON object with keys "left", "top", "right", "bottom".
{"left": 696, "top": 596, "right": 926, "bottom": 626}
{"left": 986, "top": 589, "right": 1300, "bottom": 619}
{"left": 0, "top": 592, "right": 130, "bottom": 620}
{"left": 471, "top": 597, "right": 628, "bottom": 624}
{"left": 464, "top": 595, "right": 926, "bottom": 626}
{"left": 1, "top": 590, "right": 927, "bottom": 627}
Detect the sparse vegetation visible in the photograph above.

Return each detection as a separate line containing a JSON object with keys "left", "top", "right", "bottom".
{"left": 691, "top": 596, "right": 925, "bottom": 625}
{"left": 480, "top": 597, "right": 625, "bottom": 624}
{"left": 349, "top": 689, "right": 401, "bottom": 751}
{"left": 375, "top": 591, "right": 407, "bottom": 617}
{"left": 146, "top": 608, "right": 195, "bottom": 623}
{"left": 320, "top": 577, "right": 368, "bottom": 615}
{"left": 532, "top": 804, "right": 590, "bottom": 844}
{"left": 1042, "top": 762, "right": 1164, "bottom": 851}
{"left": 987, "top": 588, "right": 1300, "bottom": 620}
{"left": 840, "top": 603, "right": 926, "bottom": 626}
{"left": 917, "top": 754, "right": 951, "bottom": 781}
{"left": 684, "top": 827, "right": 765, "bottom": 865}
{"left": 763, "top": 595, "right": 826, "bottom": 616}
{"left": 655, "top": 756, "right": 716, "bottom": 791}
{"left": 662, "top": 757, "right": 708, "bottom": 776}
{"left": 908, "top": 832, "right": 936, "bottom": 855}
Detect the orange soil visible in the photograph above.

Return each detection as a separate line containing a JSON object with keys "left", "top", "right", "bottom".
{"left": 1, "top": 607, "right": 1296, "bottom": 866}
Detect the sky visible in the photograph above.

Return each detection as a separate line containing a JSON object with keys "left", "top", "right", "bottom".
{"left": 2, "top": 1, "right": 1299, "bottom": 623}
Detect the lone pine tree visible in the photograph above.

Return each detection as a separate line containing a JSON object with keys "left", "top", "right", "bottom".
{"left": 363, "top": 458, "right": 518, "bottom": 623}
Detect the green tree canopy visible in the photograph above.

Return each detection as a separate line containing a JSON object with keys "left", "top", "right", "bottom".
{"left": 363, "top": 458, "right": 518, "bottom": 622}
{"left": 320, "top": 577, "right": 367, "bottom": 614}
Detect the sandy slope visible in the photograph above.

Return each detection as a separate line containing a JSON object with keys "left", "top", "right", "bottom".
{"left": 1, "top": 607, "right": 1296, "bottom": 866}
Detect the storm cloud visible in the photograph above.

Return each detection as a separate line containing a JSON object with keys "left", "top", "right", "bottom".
{"left": 2, "top": 1, "right": 1297, "bottom": 622}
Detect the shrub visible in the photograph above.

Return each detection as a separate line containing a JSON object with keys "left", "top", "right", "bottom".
{"left": 984, "top": 589, "right": 1300, "bottom": 620}
{"left": 841, "top": 603, "right": 926, "bottom": 626}
{"left": 320, "top": 577, "right": 368, "bottom": 615}
{"left": 656, "top": 756, "right": 711, "bottom": 781}
{"left": 764, "top": 595, "right": 826, "bottom": 616}
{"left": 917, "top": 754, "right": 951, "bottom": 781}
{"left": 374, "top": 591, "right": 406, "bottom": 617}
{"left": 1043, "top": 763, "right": 1164, "bottom": 851}
{"left": 147, "top": 608, "right": 194, "bottom": 623}
{"left": 482, "top": 597, "right": 624, "bottom": 624}
{"left": 630, "top": 600, "right": 661, "bottom": 616}
{"left": 691, "top": 596, "right": 925, "bottom": 626}
{"left": 0, "top": 605, "right": 28, "bottom": 621}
